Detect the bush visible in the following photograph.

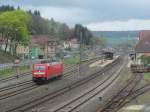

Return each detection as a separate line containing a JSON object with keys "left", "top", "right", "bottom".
{"left": 141, "top": 55, "right": 150, "bottom": 65}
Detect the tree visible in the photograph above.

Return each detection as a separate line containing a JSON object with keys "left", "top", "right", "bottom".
{"left": 0, "top": 10, "right": 31, "bottom": 54}
{"left": 0, "top": 6, "right": 92, "bottom": 47}
{"left": 0, "top": 5, "right": 15, "bottom": 13}
{"left": 34, "top": 10, "right": 40, "bottom": 16}
{"left": 58, "top": 23, "right": 71, "bottom": 40}
{"left": 74, "top": 24, "right": 93, "bottom": 45}
{"left": 91, "top": 37, "right": 107, "bottom": 47}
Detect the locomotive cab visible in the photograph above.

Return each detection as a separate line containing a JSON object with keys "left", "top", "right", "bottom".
{"left": 32, "top": 64, "right": 47, "bottom": 82}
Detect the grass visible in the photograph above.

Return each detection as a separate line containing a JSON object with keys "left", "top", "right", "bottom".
{"left": 63, "top": 55, "right": 80, "bottom": 65}
{"left": 108, "top": 67, "right": 134, "bottom": 112}
{"left": 120, "top": 72, "right": 150, "bottom": 112}
{"left": 125, "top": 91, "right": 150, "bottom": 112}
{"left": 143, "top": 73, "right": 150, "bottom": 82}
{"left": 133, "top": 91, "right": 150, "bottom": 104}
{"left": 0, "top": 66, "right": 31, "bottom": 78}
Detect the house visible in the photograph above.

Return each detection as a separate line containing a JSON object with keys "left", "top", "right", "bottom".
{"left": 135, "top": 30, "right": 150, "bottom": 64}
{"left": 16, "top": 44, "right": 29, "bottom": 59}
{"left": 139, "top": 30, "right": 150, "bottom": 41}
{"left": 0, "top": 37, "right": 8, "bottom": 43}
{"left": 63, "top": 41, "right": 71, "bottom": 50}
{"left": 31, "top": 35, "right": 58, "bottom": 59}
{"left": 16, "top": 45, "right": 29, "bottom": 54}
{"left": 63, "top": 38, "right": 79, "bottom": 51}
{"left": 0, "top": 37, "right": 10, "bottom": 52}
{"left": 69, "top": 38, "right": 79, "bottom": 50}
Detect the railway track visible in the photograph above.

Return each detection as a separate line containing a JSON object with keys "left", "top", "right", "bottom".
{"left": 0, "top": 56, "right": 99, "bottom": 90}
{"left": 0, "top": 65, "right": 76, "bottom": 83}
{"left": 50, "top": 62, "right": 123, "bottom": 112}
{"left": 0, "top": 72, "right": 31, "bottom": 83}
{"left": 5, "top": 56, "right": 122, "bottom": 112}
{"left": 98, "top": 73, "right": 143, "bottom": 112}
{"left": 0, "top": 66, "right": 78, "bottom": 101}
{"left": 0, "top": 65, "right": 77, "bottom": 90}
{"left": 112, "top": 77, "right": 150, "bottom": 111}
{"left": 0, "top": 57, "right": 100, "bottom": 101}
{"left": 0, "top": 56, "right": 101, "bottom": 83}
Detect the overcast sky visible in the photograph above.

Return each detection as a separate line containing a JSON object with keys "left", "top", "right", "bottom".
{"left": 1, "top": 0, "right": 150, "bottom": 31}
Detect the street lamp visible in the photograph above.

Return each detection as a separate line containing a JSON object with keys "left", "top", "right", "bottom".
{"left": 14, "top": 28, "right": 20, "bottom": 78}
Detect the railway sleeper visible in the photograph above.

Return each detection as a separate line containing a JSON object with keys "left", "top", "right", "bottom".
{"left": 104, "top": 108, "right": 113, "bottom": 112}
{"left": 112, "top": 97, "right": 124, "bottom": 102}
{"left": 109, "top": 100, "right": 125, "bottom": 106}
{"left": 119, "top": 92, "right": 130, "bottom": 96}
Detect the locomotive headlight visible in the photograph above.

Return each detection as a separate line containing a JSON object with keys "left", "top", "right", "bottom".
{"left": 34, "top": 72, "right": 45, "bottom": 75}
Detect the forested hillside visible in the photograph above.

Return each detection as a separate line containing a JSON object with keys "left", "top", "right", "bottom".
{"left": 0, "top": 5, "right": 93, "bottom": 43}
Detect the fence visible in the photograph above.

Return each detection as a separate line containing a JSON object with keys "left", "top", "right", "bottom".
{"left": 0, "top": 59, "right": 51, "bottom": 71}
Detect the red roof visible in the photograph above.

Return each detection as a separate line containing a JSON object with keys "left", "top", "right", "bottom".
{"left": 31, "top": 35, "right": 50, "bottom": 46}
{"left": 139, "top": 30, "right": 150, "bottom": 41}
{"left": 0, "top": 37, "right": 7, "bottom": 43}
{"left": 136, "top": 34, "right": 150, "bottom": 53}
{"left": 135, "top": 30, "right": 150, "bottom": 53}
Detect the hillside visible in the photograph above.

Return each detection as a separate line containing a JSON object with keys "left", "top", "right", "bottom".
{"left": 92, "top": 31, "right": 139, "bottom": 45}
{"left": 92, "top": 31, "right": 139, "bottom": 38}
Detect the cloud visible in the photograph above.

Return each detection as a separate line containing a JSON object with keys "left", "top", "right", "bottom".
{"left": 40, "top": 7, "right": 90, "bottom": 25}
{"left": 21, "top": 5, "right": 92, "bottom": 25}
{"left": 1, "top": 0, "right": 150, "bottom": 30}
{"left": 86, "top": 19, "right": 150, "bottom": 31}
{"left": 2, "top": 0, "right": 150, "bottom": 22}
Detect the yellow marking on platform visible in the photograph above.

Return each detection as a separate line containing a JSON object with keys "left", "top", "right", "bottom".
{"left": 122, "top": 105, "right": 145, "bottom": 111}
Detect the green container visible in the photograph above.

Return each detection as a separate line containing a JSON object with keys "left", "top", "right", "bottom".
{"left": 31, "top": 47, "right": 39, "bottom": 59}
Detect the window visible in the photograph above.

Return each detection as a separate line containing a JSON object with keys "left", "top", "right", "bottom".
{"left": 34, "top": 65, "right": 45, "bottom": 70}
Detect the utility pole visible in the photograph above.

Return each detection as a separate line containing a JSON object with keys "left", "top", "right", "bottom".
{"left": 47, "top": 42, "right": 48, "bottom": 59}
{"left": 28, "top": 41, "right": 32, "bottom": 70}
{"left": 79, "top": 32, "right": 83, "bottom": 77}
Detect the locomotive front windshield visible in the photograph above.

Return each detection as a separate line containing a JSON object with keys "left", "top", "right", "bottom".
{"left": 34, "top": 65, "right": 45, "bottom": 70}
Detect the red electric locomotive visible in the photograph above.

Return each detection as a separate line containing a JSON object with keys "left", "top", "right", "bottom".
{"left": 32, "top": 59, "right": 64, "bottom": 83}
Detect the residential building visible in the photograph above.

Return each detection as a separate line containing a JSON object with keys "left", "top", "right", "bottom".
{"left": 0, "top": 37, "right": 10, "bottom": 52}
{"left": 16, "top": 44, "right": 29, "bottom": 59}
{"left": 69, "top": 38, "right": 79, "bottom": 50}
{"left": 63, "top": 41, "right": 71, "bottom": 49}
{"left": 31, "top": 35, "right": 58, "bottom": 59}
{"left": 135, "top": 30, "right": 150, "bottom": 64}
{"left": 139, "top": 30, "right": 150, "bottom": 41}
